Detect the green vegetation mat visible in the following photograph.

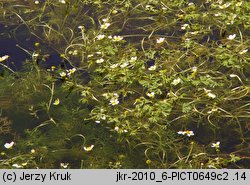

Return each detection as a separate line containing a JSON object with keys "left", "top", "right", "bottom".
{"left": 0, "top": 0, "right": 249, "bottom": 169}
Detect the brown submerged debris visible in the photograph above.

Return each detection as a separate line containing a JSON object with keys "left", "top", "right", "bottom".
{"left": 0, "top": 117, "right": 12, "bottom": 135}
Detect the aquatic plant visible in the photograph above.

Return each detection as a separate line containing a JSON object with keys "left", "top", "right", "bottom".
{"left": 0, "top": 0, "right": 249, "bottom": 169}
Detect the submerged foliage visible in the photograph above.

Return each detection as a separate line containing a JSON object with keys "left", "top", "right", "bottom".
{"left": 0, "top": 0, "right": 249, "bottom": 169}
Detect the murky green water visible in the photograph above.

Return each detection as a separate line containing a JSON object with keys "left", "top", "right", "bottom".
{"left": 0, "top": 0, "right": 249, "bottom": 169}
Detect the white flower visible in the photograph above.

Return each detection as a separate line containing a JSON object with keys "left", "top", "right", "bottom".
{"left": 190, "top": 31, "right": 199, "bottom": 35}
{"left": 4, "top": 141, "right": 14, "bottom": 149}
{"left": 146, "top": 92, "right": 155, "bottom": 98}
{"left": 148, "top": 65, "right": 156, "bottom": 71}
{"left": 156, "top": 37, "right": 165, "bottom": 44}
{"left": 21, "top": 162, "right": 27, "bottom": 166}
{"left": 96, "top": 58, "right": 104, "bottom": 64}
{"left": 0, "top": 55, "right": 10, "bottom": 62}
{"left": 59, "top": 72, "right": 67, "bottom": 78}
{"left": 227, "top": 34, "right": 236, "bottom": 40}
{"left": 83, "top": 145, "right": 94, "bottom": 152}
{"left": 188, "top": 2, "right": 194, "bottom": 6}
{"left": 113, "top": 93, "right": 119, "bottom": 98}
{"left": 114, "top": 126, "right": 119, "bottom": 131}
{"left": 113, "top": 36, "right": 123, "bottom": 42}
{"left": 102, "top": 18, "right": 108, "bottom": 23}
{"left": 96, "top": 34, "right": 105, "bottom": 40}
{"left": 120, "top": 62, "right": 129, "bottom": 68}
{"left": 203, "top": 88, "right": 211, "bottom": 93}
{"left": 59, "top": 0, "right": 66, "bottom": 4}
{"left": 181, "top": 24, "right": 189, "bottom": 30}
{"left": 229, "top": 74, "right": 237, "bottom": 78}
{"left": 100, "top": 22, "right": 111, "bottom": 29}
{"left": 110, "top": 64, "right": 119, "bottom": 69}
{"left": 171, "top": 77, "right": 181, "bottom": 86}
{"left": 68, "top": 50, "right": 77, "bottom": 55}
{"left": 192, "top": 66, "right": 197, "bottom": 72}
{"left": 67, "top": 68, "right": 76, "bottom": 75}
{"left": 214, "top": 13, "right": 221, "bottom": 17}
{"left": 60, "top": 163, "right": 69, "bottom": 168}
{"left": 78, "top": 26, "right": 84, "bottom": 29}
{"left": 211, "top": 141, "right": 220, "bottom": 148}
{"left": 12, "top": 164, "right": 22, "bottom": 168}
{"left": 177, "top": 131, "right": 186, "bottom": 135}
{"left": 35, "top": 1, "right": 39, "bottom": 4}
{"left": 219, "top": 2, "right": 231, "bottom": 9}
{"left": 95, "top": 120, "right": 101, "bottom": 124}
{"left": 123, "top": 129, "right": 128, "bottom": 133}
{"left": 31, "top": 149, "right": 36, "bottom": 154}
{"left": 207, "top": 92, "right": 216, "bottom": 99}
{"left": 53, "top": 98, "right": 60, "bottom": 106}
{"left": 186, "top": 130, "right": 194, "bottom": 137}
{"left": 109, "top": 98, "right": 119, "bottom": 105}
{"left": 177, "top": 130, "right": 194, "bottom": 137}
{"left": 130, "top": 56, "right": 137, "bottom": 62}
{"left": 101, "top": 115, "right": 106, "bottom": 120}
{"left": 239, "top": 49, "right": 248, "bottom": 55}
{"left": 207, "top": 108, "right": 218, "bottom": 114}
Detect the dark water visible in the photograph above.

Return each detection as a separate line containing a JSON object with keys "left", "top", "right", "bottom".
{"left": 0, "top": 24, "right": 31, "bottom": 70}
{"left": 0, "top": 23, "right": 67, "bottom": 71}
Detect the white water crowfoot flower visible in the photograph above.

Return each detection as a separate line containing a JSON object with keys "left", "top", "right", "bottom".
{"left": 59, "top": 72, "right": 67, "bottom": 78}
{"left": 109, "top": 98, "right": 119, "bottom": 105}
{"left": 0, "top": 55, "right": 9, "bottom": 62}
{"left": 130, "top": 56, "right": 137, "bottom": 63}
{"left": 181, "top": 23, "right": 189, "bottom": 30}
{"left": 219, "top": 2, "right": 231, "bottom": 9}
{"left": 227, "top": 34, "right": 236, "bottom": 40}
{"left": 96, "top": 58, "right": 104, "bottom": 64}
{"left": 192, "top": 66, "right": 197, "bottom": 72}
{"left": 239, "top": 49, "right": 248, "bottom": 55}
{"left": 4, "top": 141, "right": 15, "bottom": 149}
{"left": 110, "top": 63, "right": 119, "bottom": 69}
{"left": 83, "top": 145, "right": 94, "bottom": 152}
{"left": 66, "top": 68, "right": 76, "bottom": 76}
{"left": 114, "top": 126, "right": 119, "bottom": 131}
{"left": 171, "top": 77, "right": 181, "bottom": 86}
{"left": 100, "top": 22, "right": 111, "bottom": 29}
{"left": 229, "top": 74, "right": 237, "bottom": 78}
{"left": 60, "top": 163, "right": 69, "bottom": 168}
{"left": 207, "top": 92, "right": 216, "bottom": 99}
{"left": 146, "top": 92, "right": 155, "bottom": 98}
{"left": 53, "top": 98, "right": 60, "bottom": 106}
{"left": 211, "top": 141, "right": 220, "bottom": 148}
{"left": 148, "top": 65, "right": 156, "bottom": 71}
{"left": 203, "top": 88, "right": 216, "bottom": 99}
{"left": 12, "top": 164, "right": 22, "bottom": 168}
{"left": 120, "top": 62, "right": 129, "bottom": 68}
{"left": 78, "top": 25, "right": 84, "bottom": 30}
{"left": 177, "top": 130, "right": 194, "bottom": 137}
{"left": 156, "top": 37, "right": 165, "bottom": 44}
{"left": 96, "top": 34, "right": 105, "bottom": 40}
{"left": 59, "top": 0, "right": 66, "bottom": 4}
{"left": 112, "top": 36, "right": 123, "bottom": 42}
{"left": 207, "top": 108, "right": 218, "bottom": 114}
{"left": 114, "top": 126, "right": 128, "bottom": 133}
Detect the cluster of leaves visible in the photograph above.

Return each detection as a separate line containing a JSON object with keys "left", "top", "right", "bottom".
{"left": 0, "top": 0, "right": 249, "bottom": 168}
